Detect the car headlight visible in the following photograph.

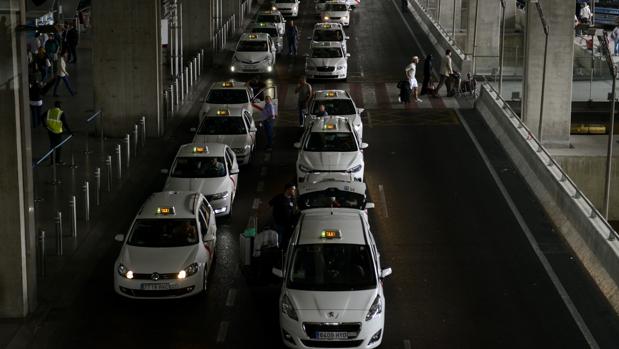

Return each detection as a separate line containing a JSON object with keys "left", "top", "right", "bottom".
{"left": 324, "top": 16, "right": 330, "bottom": 20}
{"left": 178, "top": 262, "right": 199, "bottom": 279}
{"left": 281, "top": 294, "right": 298, "bottom": 321}
{"left": 267, "top": 65, "right": 273, "bottom": 72}
{"left": 365, "top": 295, "right": 382, "bottom": 321}
{"left": 299, "top": 164, "right": 312, "bottom": 173}
{"left": 272, "top": 6, "right": 277, "bottom": 10}
{"left": 337, "top": 65, "right": 345, "bottom": 70}
{"left": 347, "top": 164, "right": 362, "bottom": 173}
{"left": 230, "top": 65, "right": 236, "bottom": 72}
{"left": 117, "top": 264, "right": 134, "bottom": 279}
{"left": 211, "top": 191, "right": 230, "bottom": 200}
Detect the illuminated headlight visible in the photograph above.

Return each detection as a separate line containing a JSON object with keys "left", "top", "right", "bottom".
{"left": 214, "top": 207, "right": 227, "bottom": 214}
{"left": 346, "top": 164, "right": 362, "bottom": 173}
{"left": 336, "top": 65, "right": 345, "bottom": 70}
{"left": 272, "top": 6, "right": 277, "bottom": 10}
{"left": 211, "top": 191, "right": 230, "bottom": 200}
{"left": 267, "top": 65, "right": 273, "bottom": 72}
{"left": 178, "top": 262, "right": 199, "bottom": 279}
{"left": 343, "top": 16, "right": 349, "bottom": 20}
{"left": 281, "top": 294, "right": 298, "bottom": 321}
{"left": 324, "top": 16, "right": 330, "bottom": 20}
{"left": 298, "top": 164, "right": 312, "bottom": 173}
{"left": 117, "top": 264, "right": 134, "bottom": 279}
{"left": 365, "top": 295, "right": 383, "bottom": 321}
{"left": 230, "top": 65, "right": 236, "bottom": 72}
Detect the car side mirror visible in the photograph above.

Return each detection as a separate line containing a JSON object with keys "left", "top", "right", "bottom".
{"left": 114, "top": 234, "right": 125, "bottom": 242}
{"left": 231, "top": 168, "right": 240, "bottom": 175}
{"left": 381, "top": 267, "right": 392, "bottom": 279}
{"left": 293, "top": 142, "right": 301, "bottom": 149}
{"left": 346, "top": 53, "right": 351, "bottom": 58}
{"left": 190, "top": 127, "right": 197, "bottom": 132}
{"left": 272, "top": 267, "right": 283, "bottom": 278}
{"left": 160, "top": 168, "right": 169, "bottom": 175}
{"left": 250, "top": 127, "right": 258, "bottom": 132}
{"left": 365, "top": 202, "right": 375, "bottom": 209}
{"left": 358, "top": 108, "right": 365, "bottom": 114}
{"left": 360, "top": 142, "right": 369, "bottom": 149}
{"left": 345, "top": 35, "right": 350, "bottom": 40}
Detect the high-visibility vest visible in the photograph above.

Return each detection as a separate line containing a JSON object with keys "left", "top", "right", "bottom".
{"left": 46, "top": 108, "right": 63, "bottom": 134}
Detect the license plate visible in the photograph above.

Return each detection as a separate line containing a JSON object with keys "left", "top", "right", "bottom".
{"left": 141, "top": 283, "right": 170, "bottom": 291}
{"left": 316, "top": 331, "right": 348, "bottom": 340}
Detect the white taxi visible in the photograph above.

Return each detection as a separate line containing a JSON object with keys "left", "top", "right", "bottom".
{"left": 200, "top": 81, "right": 279, "bottom": 123}
{"left": 255, "top": 10, "right": 286, "bottom": 36}
{"left": 193, "top": 108, "right": 257, "bottom": 165}
{"left": 163, "top": 143, "right": 239, "bottom": 217}
{"left": 231, "top": 33, "right": 277, "bottom": 74}
{"left": 309, "top": 23, "right": 349, "bottom": 55}
{"left": 307, "top": 90, "right": 363, "bottom": 141}
{"left": 295, "top": 116, "right": 367, "bottom": 183}
{"left": 113, "top": 191, "right": 217, "bottom": 299}
{"left": 249, "top": 22, "right": 284, "bottom": 54}
{"left": 305, "top": 41, "right": 349, "bottom": 81}
{"left": 273, "top": 209, "right": 392, "bottom": 348}
{"left": 320, "top": 1, "right": 351, "bottom": 27}
{"left": 271, "top": 0, "right": 300, "bottom": 17}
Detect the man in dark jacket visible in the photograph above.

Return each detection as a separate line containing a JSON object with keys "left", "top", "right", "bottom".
{"left": 66, "top": 23, "right": 79, "bottom": 63}
{"left": 269, "top": 183, "right": 297, "bottom": 249}
{"left": 286, "top": 20, "right": 299, "bottom": 56}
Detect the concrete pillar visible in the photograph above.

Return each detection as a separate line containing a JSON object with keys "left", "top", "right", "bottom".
{"left": 183, "top": 0, "right": 213, "bottom": 60}
{"left": 93, "top": 0, "right": 163, "bottom": 137}
{"left": 463, "top": 0, "right": 501, "bottom": 75}
{"left": 504, "top": 0, "right": 518, "bottom": 32}
{"left": 438, "top": 0, "right": 462, "bottom": 35}
{"left": 522, "top": 0, "right": 574, "bottom": 148}
{"left": 0, "top": 0, "right": 38, "bottom": 318}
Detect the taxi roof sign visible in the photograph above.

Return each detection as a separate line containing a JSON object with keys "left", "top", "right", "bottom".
{"left": 192, "top": 146, "right": 207, "bottom": 154}
{"left": 259, "top": 22, "right": 267, "bottom": 26}
{"left": 216, "top": 109, "right": 230, "bottom": 116}
{"left": 248, "top": 34, "right": 258, "bottom": 40}
{"left": 321, "top": 229, "right": 341, "bottom": 239}
{"left": 326, "top": 91, "right": 337, "bottom": 97}
{"left": 323, "top": 123, "right": 337, "bottom": 130}
{"left": 221, "top": 81, "right": 234, "bottom": 87}
{"left": 321, "top": 24, "right": 332, "bottom": 29}
{"left": 156, "top": 207, "right": 176, "bottom": 215}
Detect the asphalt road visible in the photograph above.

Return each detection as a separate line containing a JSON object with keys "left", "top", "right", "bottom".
{"left": 23, "top": 0, "right": 619, "bottom": 348}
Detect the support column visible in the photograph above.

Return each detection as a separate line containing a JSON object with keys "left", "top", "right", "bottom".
{"left": 93, "top": 0, "right": 163, "bottom": 137}
{"left": 438, "top": 0, "right": 462, "bottom": 36}
{"left": 463, "top": 0, "right": 501, "bottom": 75}
{"left": 522, "top": 0, "right": 573, "bottom": 147}
{"left": 0, "top": 0, "right": 38, "bottom": 318}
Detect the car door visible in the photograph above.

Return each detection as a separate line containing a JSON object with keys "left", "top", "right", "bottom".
{"left": 243, "top": 110, "right": 257, "bottom": 147}
{"left": 251, "top": 85, "right": 279, "bottom": 121}
{"left": 225, "top": 147, "right": 239, "bottom": 197}
{"left": 199, "top": 199, "right": 216, "bottom": 261}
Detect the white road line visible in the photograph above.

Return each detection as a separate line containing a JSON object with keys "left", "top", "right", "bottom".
{"left": 403, "top": 339, "right": 412, "bottom": 349}
{"left": 264, "top": 153, "right": 271, "bottom": 162}
{"left": 260, "top": 166, "right": 268, "bottom": 177}
{"left": 252, "top": 198, "right": 262, "bottom": 210}
{"left": 455, "top": 110, "right": 600, "bottom": 349}
{"left": 390, "top": 0, "right": 427, "bottom": 58}
{"left": 216, "top": 321, "right": 229, "bottom": 343}
{"left": 378, "top": 184, "right": 389, "bottom": 218}
{"left": 225, "top": 289, "right": 237, "bottom": 307}
{"left": 257, "top": 181, "right": 265, "bottom": 193}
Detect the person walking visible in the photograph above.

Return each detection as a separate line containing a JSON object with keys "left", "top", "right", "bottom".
{"left": 436, "top": 49, "right": 453, "bottom": 97}
{"left": 53, "top": 51, "right": 75, "bottom": 96}
{"left": 420, "top": 54, "right": 433, "bottom": 96}
{"left": 44, "top": 33, "right": 60, "bottom": 74}
{"left": 294, "top": 76, "right": 312, "bottom": 127}
{"left": 29, "top": 80, "right": 44, "bottom": 128}
{"left": 268, "top": 183, "right": 298, "bottom": 249}
{"left": 35, "top": 47, "right": 51, "bottom": 82}
{"left": 286, "top": 20, "right": 299, "bottom": 56}
{"left": 580, "top": 3, "right": 592, "bottom": 25}
{"left": 262, "top": 95, "right": 276, "bottom": 150}
{"left": 45, "top": 101, "right": 72, "bottom": 165}
{"left": 612, "top": 26, "right": 619, "bottom": 55}
{"left": 66, "top": 23, "right": 79, "bottom": 63}
{"left": 405, "top": 56, "right": 422, "bottom": 103}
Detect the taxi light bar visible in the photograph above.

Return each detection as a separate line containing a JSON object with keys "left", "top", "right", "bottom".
{"left": 323, "top": 123, "right": 336, "bottom": 130}
{"left": 321, "top": 229, "right": 341, "bottom": 239}
{"left": 156, "top": 207, "right": 175, "bottom": 215}
{"left": 216, "top": 109, "right": 230, "bottom": 116}
{"left": 322, "top": 24, "right": 332, "bottom": 29}
{"left": 222, "top": 81, "right": 234, "bottom": 87}
{"left": 248, "top": 34, "right": 258, "bottom": 39}
{"left": 193, "top": 146, "right": 207, "bottom": 153}
{"left": 259, "top": 22, "right": 267, "bottom": 26}
{"left": 326, "top": 91, "right": 337, "bottom": 97}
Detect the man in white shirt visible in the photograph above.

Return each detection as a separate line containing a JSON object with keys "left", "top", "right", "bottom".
{"left": 580, "top": 3, "right": 592, "bottom": 24}
{"left": 405, "top": 56, "right": 422, "bottom": 103}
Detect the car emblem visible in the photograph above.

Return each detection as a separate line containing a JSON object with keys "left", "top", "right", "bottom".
{"left": 151, "top": 272, "right": 160, "bottom": 281}
{"left": 327, "top": 311, "right": 336, "bottom": 318}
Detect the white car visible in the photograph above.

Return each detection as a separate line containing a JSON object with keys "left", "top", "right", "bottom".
{"left": 309, "top": 22, "right": 349, "bottom": 54}
{"left": 305, "top": 41, "right": 349, "bottom": 81}
{"left": 193, "top": 108, "right": 257, "bottom": 165}
{"left": 249, "top": 22, "right": 284, "bottom": 54}
{"left": 231, "top": 33, "right": 277, "bottom": 74}
{"left": 295, "top": 116, "right": 367, "bottom": 183}
{"left": 113, "top": 191, "right": 217, "bottom": 299}
{"left": 271, "top": 0, "right": 300, "bottom": 17}
{"left": 200, "top": 81, "right": 279, "bottom": 123}
{"left": 255, "top": 10, "right": 286, "bottom": 36}
{"left": 297, "top": 172, "right": 374, "bottom": 212}
{"left": 307, "top": 90, "right": 364, "bottom": 141}
{"left": 320, "top": 1, "right": 351, "bottom": 27}
{"left": 163, "top": 143, "right": 239, "bottom": 216}
{"left": 273, "top": 209, "right": 392, "bottom": 348}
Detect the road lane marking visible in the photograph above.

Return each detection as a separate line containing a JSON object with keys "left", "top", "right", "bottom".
{"left": 216, "top": 321, "right": 229, "bottom": 343}
{"left": 257, "top": 181, "right": 264, "bottom": 193}
{"left": 403, "top": 339, "right": 412, "bottom": 349}
{"left": 252, "top": 198, "right": 262, "bottom": 210}
{"left": 378, "top": 184, "right": 389, "bottom": 218}
{"left": 260, "top": 166, "right": 268, "bottom": 177}
{"left": 455, "top": 110, "right": 600, "bottom": 349}
{"left": 225, "top": 289, "right": 237, "bottom": 307}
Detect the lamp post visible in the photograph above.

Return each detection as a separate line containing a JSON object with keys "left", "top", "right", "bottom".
{"left": 499, "top": 0, "right": 506, "bottom": 97}
{"left": 531, "top": 0, "right": 549, "bottom": 142}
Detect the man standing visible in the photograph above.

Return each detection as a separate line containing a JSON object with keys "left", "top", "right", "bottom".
{"left": 262, "top": 95, "right": 276, "bottom": 150}
{"left": 286, "top": 20, "right": 299, "bottom": 56}
{"left": 29, "top": 80, "right": 44, "bottom": 128}
{"left": 580, "top": 3, "right": 592, "bottom": 25}
{"left": 294, "top": 76, "right": 312, "bottom": 127}
{"left": 269, "top": 183, "right": 298, "bottom": 249}
{"left": 436, "top": 49, "right": 453, "bottom": 97}
{"left": 45, "top": 101, "right": 72, "bottom": 165}
{"left": 405, "top": 56, "right": 422, "bottom": 103}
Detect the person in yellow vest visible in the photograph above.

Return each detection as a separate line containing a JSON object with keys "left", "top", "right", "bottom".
{"left": 46, "top": 101, "right": 72, "bottom": 165}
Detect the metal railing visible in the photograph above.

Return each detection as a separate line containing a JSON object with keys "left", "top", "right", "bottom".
{"left": 165, "top": 49, "right": 205, "bottom": 120}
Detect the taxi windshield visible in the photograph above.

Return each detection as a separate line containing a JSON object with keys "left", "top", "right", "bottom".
{"left": 298, "top": 189, "right": 365, "bottom": 210}
{"left": 252, "top": 27, "right": 279, "bottom": 37}
{"left": 325, "top": 3, "right": 348, "bottom": 11}
{"left": 171, "top": 157, "right": 226, "bottom": 178}
{"left": 313, "top": 30, "right": 343, "bottom": 42}
{"left": 311, "top": 47, "right": 343, "bottom": 58}
{"left": 312, "top": 99, "right": 356, "bottom": 115}
{"left": 205, "top": 89, "right": 248, "bottom": 104}
{"left": 288, "top": 244, "right": 376, "bottom": 291}
{"left": 237, "top": 40, "right": 268, "bottom": 52}
{"left": 256, "top": 14, "right": 281, "bottom": 23}
{"left": 198, "top": 117, "right": 247, "bottom": 135}
{"left": 305, "top": 132, "right": 357, "bottom": 152}
{"left": 128, "top": 219, "right": 199, "bottom": 247}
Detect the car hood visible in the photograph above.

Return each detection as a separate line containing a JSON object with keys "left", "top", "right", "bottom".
{"left": 193, "top": 134, "right": 248, "bottom": 148}
{"left": 163, "top": 177, "right": 228, "bottom": 196}
{"left": 299, "top": 151, "right": 362, "bottom": 171}
{"left": 234, "top": 52, "right": 270, "bottom": 63}
{"left": 308, "top": 57, "right": 346, "bottom": 67}
{"left": 120, "top": 245, "right": 198, "bottom": 274}
{"left": 287, "top": 289, "right": 377, "bottom": 319}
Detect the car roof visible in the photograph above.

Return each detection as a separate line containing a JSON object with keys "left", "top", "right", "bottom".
{"left": 298, "top": 173, "right": 366, "bottom": 195}
{"left": 209, "top": 81, "right": 249, "bottom": 90}
{"left": 297, "top": 209, "right": 367, "bottom": 245}
{"left": 310, "top": 41, "right": 344, "bottom": 49}
{"left": 175, "top": 143, "right": 227, "bottom": 158}
{"left": 137, "top": 191, "right": 200, "bottom": 220}
{"left": 313, "top": 23, "right": 344, "bottom": 30}
{"left": 240, "top": 32, "right": 270, "bottom": 41}
{"left": 324, "top": 0, "right": 348, "bottom": 5}
{"left": 205, "top": 106, "right": 248, "bottom": 117}
{"left": 313, "top": 89, "right": 351, "bottom": 99}
{"left": 309, "top": 116, "right": 352, "bottom": 132}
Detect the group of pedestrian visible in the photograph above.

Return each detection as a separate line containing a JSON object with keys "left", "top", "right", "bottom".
{"left": 399, "top": 48, "right": 455, "bottom": 103}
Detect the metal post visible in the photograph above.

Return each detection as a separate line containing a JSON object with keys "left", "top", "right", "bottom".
{"left": 180, "top": 73, "right": 185, "bottom": 100}
{"left": 472, "top": 0, "right": 480, "bottom": 75}
{"left": 70, "top": 195, "right": 77, "bottom": 237}
{"left": 198, "top": 53, "right": 202, "bottom": 76}
{"left": 189, "top": 62, "right": 194, "bottom": 88}
{"left": 499, "top": 0, "right": 506, "bottom": 97}
{"left": 124, "top": 134, "right": 131, "bottom": 168}
{"left": 452, "top": 0, "right": 456, "bottom": 38}
{"left": 590, "top": 44, "right": 594, "bottom": 102}
{"left": 83, "top": 181, "right": 90, "bottom": 222}
{"left": 604, "top": 67, "right": 616, "bottom": 224}
{"left": 194, "top": 57, "right": 198, "bottom": 81}
{"left": 140, "top": 116, "right": 146, "bottom": 147}
{"left": 56, "top": 211, "right": 63, "bottom": 256}
{"left": 185, "top": 67, "right": 189, "bottom": 96}
{"left": 39, "top": 229, "right": 46, "bottom": 278}
{"left": 51, "top": 148, "right": 59, "bottom": 185}
{"left": 94, "top": 167, "right": 101, "bottom": 206}
{"left": 133, "top": 124, "right": 139, "bottom": 156}
{"left": 533, "top": 1, "right": 549, "bottom": 143}
{"left": 115, "top": 144, "right": 122, "bottom": 179}
{"left": 175, "top": 78, "right": 180, "bottom": 106}
{"left": 179, "top": 2, "right": 184, "bottom": 74}
{"left": 105, "top": 155, "right": 112, "bottom": 192}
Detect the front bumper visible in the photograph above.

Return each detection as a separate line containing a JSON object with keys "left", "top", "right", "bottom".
{"left": 280, "top": 314, "right": 383, "bottom": 348}
{"left": 322, "top": 18, "right": 350, "bottom": 27}
{"left": 114, "top": 273, "right": 202, "bottom": 299}
{"left": 306, "top": 68, "right": 347, "bottom": 80}
{"left": 297, "top": 169, "right": 363, "bottom": 183}
{"left": 231, "top": 62, "right": 273, "bottom": 74}
{"left": 278, "top": 7, "right": 299, "bottom": 17}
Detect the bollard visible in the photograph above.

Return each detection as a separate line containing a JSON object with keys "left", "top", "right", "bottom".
{"left": 124, "top": 134, "right": 130, "bottom": 168}
{"left": 185, "top": 67, "right": 189, "bottom": 96}
{"left": 180, "top": 73, "right": 185, "bottom": 101}
{"left": 51, "top": 148, "right": 59, "bottom": 185}
{"left": 189, "top": 62, "right": 194, "bottom": 88}
{"left": 70, "top": 195, "right": 78, "bottom": 237}
{"left": 197, "top": 54, "right": 201, "bottom": 76}
{"left": 140, "top": 116, "right": 146, "bottom": 147}
{"left": 83, "top": 181, "right": 90, "bottom": 222}
{"left": 171, "top": 84, "right": 176, "bottom": 113}
{"left": 115, "top": 144, "right": 122, "bottom": 179}
{"left": 194, "top": 57, "right": 198, "bottom": 81}
{"left": 56, "top": 211, "right": 63, "bottom": 256}
{"left": 133, "top": 124, "right": 139, "bottom": 157}
{"left": 94, "top": 167, "right": 101, "bottom": 206}
{"left": 175, "top": 78, "right": 180, "bottom": 106}
{"left": 105, "top": 155, "right": 112, "bottom": 192}
{"left": 39, "top": 229, "right": 46, "bottom": 278}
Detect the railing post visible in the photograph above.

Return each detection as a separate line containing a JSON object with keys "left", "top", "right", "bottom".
{"left": 70, "top": 195, "right": 78, "bottom": 237}
{"left": 185, "top": 66, "right": 189, "bottom": 96}
{"left": 124, "top": 134, "right": 131, "bottom": 168}
{"left": 115, "top": 144, "right": 122, "bottom": 179}
{"left": 83, "top": 181, "right": 90, "bottom": 222}
{"left": 105, "top": 155, "right": 112, "bottom": 192}
{"left": 94, "top": 167, "right": 101, "bottom": 206}
{"left": 189, "top": 62, "right": 194, "bottom": 88}
{"left": 38, "top": 229, "right": 46, "bottom": 278}
{"left": 140, "top": 116, "right": 146, "bottom": 147}
{"left": 133, "top": 124, "right": 139, "bottom": 157}
{"left": 51, "top": 148, "right": 59, "bottom": 185}
{"left": 55, "top": 211, "right": 63, "bottom": 256}
{"left": 175, "top": 78, "right": 180, "bottom": 106}
{"left": 180, "top": 72, "right": 185, "bottom": 100}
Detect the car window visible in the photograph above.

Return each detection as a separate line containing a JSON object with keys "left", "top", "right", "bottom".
{"left": 198, "top": 117, "right": 247, "bottom": 135}
{"left": 171, "top": 157, "right": 227, "bottom": 178}
{"left": 198, "top": 211, "right": 208, "bottom": 236}
{"left": 325, "top": 3, "right": 348, "bottom": 11}
{"left": 127, "top": 219, "right": 198, "bottom": 247}
{"left": 312, "top": 99, "right": 356, "bottom": 115}
{"left": 224, "top": 151, "right": 233, "bottom": 171}
{"left": 199, "top": 202, "right": 211, "bottom": 225}
{"left": 256, "top": 14, "right": 279, "bottom": 23}
{"left": 305, "top": 132, "right": 358, "bottom": 152}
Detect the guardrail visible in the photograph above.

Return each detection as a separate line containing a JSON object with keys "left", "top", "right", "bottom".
{"left": 165, "top": 49, "right": 205, "bottom": 120}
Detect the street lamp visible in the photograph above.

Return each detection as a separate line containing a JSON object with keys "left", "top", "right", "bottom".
{"left": 499, "top": 0, "right": 506, "bottom": 97}
{"left": 530, "top": 0, "right": 549, "bottom": 142}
